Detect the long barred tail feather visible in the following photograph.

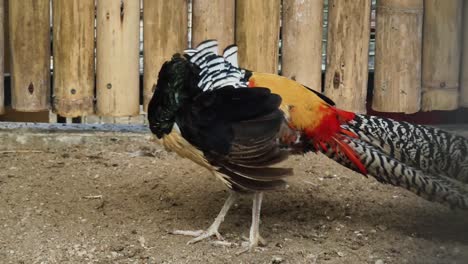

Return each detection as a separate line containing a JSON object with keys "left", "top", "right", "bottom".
{"left": 318, "top": 114, "right": 468, "bottom": 209}
{"left": 346, "top": 115, "right": 468, "bottom": 183}
{"left": 321, "top": 136, "right": 468, "bottom": 209}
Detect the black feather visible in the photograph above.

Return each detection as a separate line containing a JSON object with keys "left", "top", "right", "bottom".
{"left": 303, "top": 85, "right": 336, "bottom": 106}
{"left": 176, "top": 87, "right": 282, "bottom": 156}
{"left": 147, "top": 54, "right": 200, "bottom": 138}
{"left": 174, "top": 86, "right": 293, "bottom": 192}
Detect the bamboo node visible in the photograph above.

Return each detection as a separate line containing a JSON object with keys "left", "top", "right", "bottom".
{"left": 28, "top": 83, "right": 34, "bottom": 94}
{"left": 422, "top": 81, "right": 459, "bottom": 90}
{"left": 333, "top": 72, "right": 340, "bottom": 89}
{"left": 120, "top": 0, "right": 125, "bottom": 22}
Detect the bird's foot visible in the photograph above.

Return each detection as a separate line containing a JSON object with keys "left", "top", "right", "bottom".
{"left": 172, "top": 225, "right": 224, "bottom": 244}
{"left": 236, "top": 235, "right": 267, "bottom": 254}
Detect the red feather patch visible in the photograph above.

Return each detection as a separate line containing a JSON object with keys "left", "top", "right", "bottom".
{"left": 305, "top": 106, "right": 367, "bottom": 175}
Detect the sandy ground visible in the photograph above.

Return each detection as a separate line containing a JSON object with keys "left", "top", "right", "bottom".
{"left": 1, "top": 141, "right": 468, "bottom": 264}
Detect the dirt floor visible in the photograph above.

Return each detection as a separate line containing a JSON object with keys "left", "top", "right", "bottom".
{"left": 1, "top": 140, "right": 468, "bottom": 264}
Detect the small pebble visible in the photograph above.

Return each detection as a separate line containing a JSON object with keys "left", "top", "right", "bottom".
{"left": 375, "top": 260, "right": 384, "bottom": 264}
{"left": 377, "top": 225, "right": 387, "bottom": 231}
{"left": 271, "top": 256, "right": 284, "bottom": 264}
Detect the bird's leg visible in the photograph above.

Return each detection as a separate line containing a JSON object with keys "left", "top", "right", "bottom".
{"left": 238, "top": 191, "right": 266, "bottom": 254}
{"left": 172, "top": 191, "right": 238, "bottom": 244}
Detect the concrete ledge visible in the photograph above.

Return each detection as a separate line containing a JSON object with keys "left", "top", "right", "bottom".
{"left": 0, "top": 122, "right": 149, "bottom": 133}
{"left": 0, "top": 122, "right": 154, "bottom": 151}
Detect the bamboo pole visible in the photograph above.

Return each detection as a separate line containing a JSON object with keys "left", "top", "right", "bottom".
{"left": 143, "top": 0, "right": 187, "bottom": 111}
{"left": 372, "top": 0, "right": 423, "bottom": 114}
{"left": 53, "top": 0, "right": 95, "bottom": 118}
{"left": 461, "top": 1, "right": 468, "bottom": 107}
{"left": 2, "top": 0, "right": 7, "bottom": 75}
{"left": 9, "top": 0, "right": 50, "bottom": 112}
{"left": 421, "top": 0, "right": 463, "bottom": 111}
{"left": 236, "top": 0, "right": 281, "bottom": 73}
{"left": 0, "top": 0, "right": 4, "bottom": 115}
{"left": 282, "top": 0, "right": 323, "bottom": 91}
{"left": 96, "top": 0, "right": 140, "bottom": 117}
{"left": 324, "top": 0, "right": 371, "bottom": 113}
{"left": 192, "top": 0, "right": 234, "bottom": 50}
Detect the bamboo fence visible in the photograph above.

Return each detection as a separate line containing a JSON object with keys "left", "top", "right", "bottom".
{"left": 421, "top": 0, "right": 463, "bottom": 111}
{"left": 372, "top": 0, "right": 423, "bottom": 114}
{"left": 0, "top": 0, "right": 466, "bottom": 122}
{"left": 0, "top": 0, "right": 4, "bottom": 115}
{"left": 9, "top": 0, "right": 50, "bottom": 112}
{"left": 96, "top": 0, "right": 140, "bottom": 117}
{"left": 236, "top": 0, "right": 281, "bottom": 74}
{"left": 324, "top": 0, "right": 371, "bottom": 114}
{"left": 192, "top": 0, "right": 235, "bottom": 51}
{"left": 282, "top": 0, "right": 323, "bottom": 91}
{"left": 462, "top": 1, "right": 468, "bottom": 107}
{"left": 53, "top": 0, "right": 95, "bottom": 118}
{"left": 143, "top": 0, "right": 187, "bottom": 112}
{"left": 2, "top": 0, "right": 8, "bottom": 76}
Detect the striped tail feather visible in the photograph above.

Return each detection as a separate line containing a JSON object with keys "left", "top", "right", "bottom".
{"left": 322, "top": 136, "right": 468, "bottom": 209}
{"left": 223, "top": 45, "right": 239, "bottom": 67}
{"left": 184, "top": 39, "right": 219, "bottom": 57}
{"left": 346, "top": 115, "right": 468, "bottom": 183}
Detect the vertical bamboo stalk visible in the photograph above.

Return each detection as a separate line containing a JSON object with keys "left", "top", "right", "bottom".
{"left": 143, "top": 0, "right": 187, "bottom": 111}
{"left": 53, "top": 0, "right": 95, "bottom": 118}
{"left": 461, "top": 1, "right": 468, "bottom": 107}
{"left": 324, "top": 0, "right": 371, "bottom": 113}
{"left": 372, "top": 0, "right": 423, "bottom": 114}
{"left": 3, "top": 0, "right": 8, "bottom": 75}
{"left": 421, "top": 0, "right": 463, "bottom": 111}
{"left": 282, "top": 0, "right": 323, "bottom": 91}
{"left": 0, "top": 0, "right": 4, "bottom": 115}
{"left": 236, "top": 0, "right": 281, "bottom": 73}
{"left": 96, "top": 0, "right": 140, "bottom": 117}
{"left": 9, "top": 0, "right": 50, "bottom": 112}
{"left": 192, "top": 0, "right": 234, "bottom": 50}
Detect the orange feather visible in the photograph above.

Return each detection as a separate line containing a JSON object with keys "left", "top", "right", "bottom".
{"left": 248, "top": 72, "right": 367, "bottom": 175}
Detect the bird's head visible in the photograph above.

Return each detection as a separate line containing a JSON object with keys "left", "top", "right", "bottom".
{"left": 148, "top": 54, "right": 200, "bottom": 138}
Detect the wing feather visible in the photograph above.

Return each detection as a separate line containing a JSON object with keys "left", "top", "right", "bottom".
{"left": 175, "top": 87, "right": 293, "bottom": 191}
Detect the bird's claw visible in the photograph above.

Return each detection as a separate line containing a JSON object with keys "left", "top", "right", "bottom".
{"left": 171, "top": 228, "right": 224, "bottom": 244}
{"left": 187, "top": 230, "right": 224, "bottom": 244}
{"left": 236, "top": 235, "right": 267, "bottom": 254}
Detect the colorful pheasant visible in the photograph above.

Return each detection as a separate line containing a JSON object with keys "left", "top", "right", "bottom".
{"left": 148, "top": 40, "right": 468, "bottom": 252}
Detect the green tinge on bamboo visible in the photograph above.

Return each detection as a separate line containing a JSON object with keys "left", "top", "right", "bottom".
{"left": 53, "top": 0, "right": 95, "bottom": 118}
{"left": 421, "top": 0, "right": 463, "bottom": 111}
{"left": 0, "top": 0, "right": 4, "bottom": 115}
{"left": 143, "top": 0, "right": 188, "bottom": 112}
{"left": 96, "top": 0, "right": 140, "bottom": 117}
{"left": 324, "top": 0, "right": 371, "bottom": 113}
{"left": 461, "top": 1, "right": 468, "bottom": 107}
{"left": 282, "top": 0, "right": 323, "bottom": 91}
{"left": 372, "top": 0, "right": 423, "bottom": 114}
{"left": 9, "top": 0, "right": 50, "bottom": 112}
{"left": 236, "top": 0, "right": 281, "bottom": 73}
{"left": 192, "top": 0, "right": 235, "bottom": 51}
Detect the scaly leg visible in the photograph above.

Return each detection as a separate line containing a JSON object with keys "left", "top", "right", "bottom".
{"left": 172, "top": 191, "right": 238, "bottom": 244}
{"left": 238, "top": 192, "right": 266, "bottom": 254}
